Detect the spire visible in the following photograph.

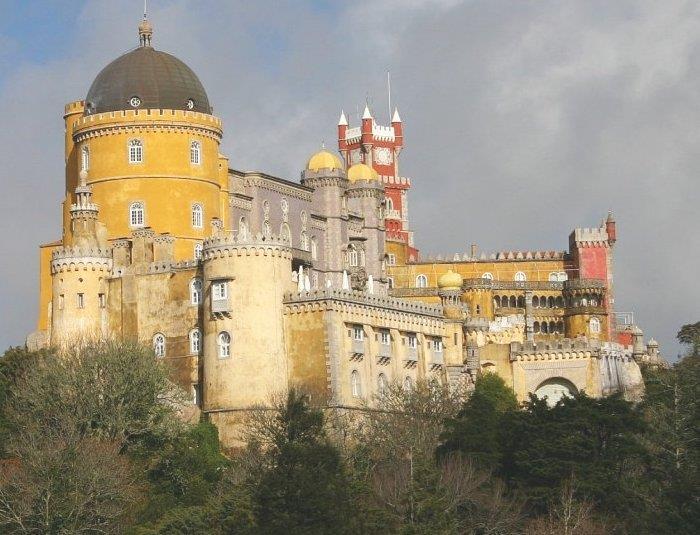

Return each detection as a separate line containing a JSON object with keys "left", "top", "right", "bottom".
{"left": 392, "top": 107, "right": 401, "bottom": 123}
{"left": 338, "top": 110, "right": 348, "bottom": 126}
{"left": 138, "top": 1, "right": 153, "bottom": 47}
{"left": 362, "top": 104, "right": 373, "bottom": 120}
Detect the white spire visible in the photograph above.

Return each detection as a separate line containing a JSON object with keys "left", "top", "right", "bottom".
{"left": 362, "top": 104, "right": 373, "bottom": 120}
{"left": 338, "top": 110, "right": 348, "bottom": 126}
{"left": 392, "top": 107, "right": 401, "bottom": 123}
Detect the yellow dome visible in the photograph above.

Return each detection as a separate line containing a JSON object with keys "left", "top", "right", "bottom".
{"left": 347, "top": 163, "right": 379, "bottom": 182}
{"left": 438, "top": 270, "right": 463, "bottom": 289}
{"left": 307, "top": 150, "right": 343, "bottom": 172}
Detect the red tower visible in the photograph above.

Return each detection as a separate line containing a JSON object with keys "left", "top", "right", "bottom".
{"left": 337, "top": 106, "right": 419, "bottom": 261}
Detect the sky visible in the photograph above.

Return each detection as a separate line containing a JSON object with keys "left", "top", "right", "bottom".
{"left": 0, "top": 0, "right": 697, "bottom": 359}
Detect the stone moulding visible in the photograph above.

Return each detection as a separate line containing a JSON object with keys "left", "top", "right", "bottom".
{"left": 51, "top": 246, "right": 113, "bottom": 274}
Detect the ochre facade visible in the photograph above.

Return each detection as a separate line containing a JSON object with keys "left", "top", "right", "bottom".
{"left": 28, "top": 19, "right": 664, "bottom": 447}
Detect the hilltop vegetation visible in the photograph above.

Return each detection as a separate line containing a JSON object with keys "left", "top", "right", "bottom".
{"left": 0, "top": 324, "right": 697, "bottom": 534}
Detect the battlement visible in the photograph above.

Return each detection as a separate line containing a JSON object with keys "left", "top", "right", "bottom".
{"left": 284, "top": 288, "right": 443, "bottom": 318}
{"left": 343, "top": 123, "right": 397, "bottom": 144}
{"left": 203, "top": 231, "right": 292, "bottom": 259}
{"left": 416, "top": 250, "right": 567, "bottom": 264}
{"left": 64, "top": 100, "right": 85, "bottom": 116}
{"left": 570, "top": 226, "right": 609, "bottom": 246}
{"left": 51, "top": 246, "right": 112, "bottom": 274}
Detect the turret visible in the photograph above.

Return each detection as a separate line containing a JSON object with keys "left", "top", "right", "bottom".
{"left": 337, "top": 111, "right": 348, "bottom": 152}
{"left": 605, "top": 211, "right": 617, "bottom": 245}
{"left": 391, "top": 108, "right": 403, "bottom": 153}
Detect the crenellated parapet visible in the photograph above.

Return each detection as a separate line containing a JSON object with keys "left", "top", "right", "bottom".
{"left": 51, "top": 246, "right": 112, "bottom": 274}
{"left": 203, "top": 232, "right": 292, "bottom": 260}
{"left": 570, "top": 226, "right": 609, "bottom": 248}
{"left": 72, "top": 108, "right": 223, "bottom": 142}
{"left": 420, "top": 250, "right": 567, "bottom": 264}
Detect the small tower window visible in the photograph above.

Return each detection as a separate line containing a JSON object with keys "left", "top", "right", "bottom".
{"left": 153, "top": 333, "right": 166, "bottom": 358}
{"left": 385, "top": 197, "right": 394, "bottom": 211}
{"left": 212, "top": 281, "right": 228, "bottom": 301}
{"left": 514, "top": 271, "right": 526, "bottom": 282}
{"left": 190, "top": 278, "right": 203, "bottom": 305}
{"left": 128, "top": 139, "right": 143, "bottom": 164}
{"left": 81, "top": 145, "right": 90, "bottom": 171}
{"left": 129, "top": 202, "right": 145, "bottom": 228}
{"left": 351, "top": 370, "right": 362, "bottom": 398}
{"left": 192, "top": 204, "right": 203, "bottom": 229}
{"left": 590, "top": 317, "right": 601, "bottom": 334}
{"left": 189, "top": 329, "right": 201, "bottom": 354}
{"left": 218, "top": 331, "right": 231, "bottom": 358}
{"left": 387, "top": 277, "right": 394, "bottom": 289}
{"left": 76, "top": 293, "right": 85, "bottom": 309}
{"left": 194, "top": 243, "right": 203, "bottom": 261}
{"left": 98, "top": 293, "right": 106, "bottom": 308}
{"left": 416, "top": 274, "right": 428, "bottom": 288}
{"left": 190, "top": 140, "right": 201, "bottom": 165}
{"left": 58, "top": 294, "right": 65, "bottom": 310}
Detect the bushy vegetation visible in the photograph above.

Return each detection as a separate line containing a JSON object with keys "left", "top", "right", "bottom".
{"left": 0, "top": 324, "right": 697, "bottom": 534}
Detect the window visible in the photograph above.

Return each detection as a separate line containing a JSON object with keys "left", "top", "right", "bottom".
{"left": 280, "top": 223, "right": 291, "bottom": 244}
{"left": 212, "top": 281, "right": 228, "bottom": 301}
{"left": 263, "top": 220, "right": 272, "bottom": 237}
{"left": 300, "top": 231, "right": 309, "bottom": 251}
{"left": 589, "top": 317, "right": 601, "bottom": 334}
{"left": 481, "top": 272, "right": 493, "bottom": 280}
{"left": 434, "top": 338, "right": 443, "bottom": 352}
{"left": 310, "top": 237, "right": 318, "bottom": 260}
{"left": 475, "top": 304, "right": 481, "bottom": 314}
{"left": 218, "top": 331, "right": 231, "bottom": 358}
{"left": 351, "top": 370, "right": 362, "bottom": 398}
{"left": 353, "top": 325, "right": 364, "bottom": 341}
{"left": 558, "top": 272, "right": 568, "bottom": 282}
{"left": 81, "top": 145, "right": 90, "bottom": 171}
{"left": 194, "top": 243, "right": 203, "bottom": 260}
{"left": 192, "top": 384, "right": 200, "bottom": 406}
{"left": 378, "top": 373, "right": 388, "bottom": 396}
{"left": 407, "top": 334, "right": 417, "bottom": 349}
{"left": 58, "top": 294, "right": 64, "bottom": 310}
{"left": 192, "top": 204, "right": 203, "bottom": 228}
{"left": 548, "top": 272, "right": 558, "bottom": 282}
{"left": 98, "top": 293, "right": 106, "bottom": 308}
{"left": 153, "top": 333, "right": 165, "bottom": 358}
{"left": 416, "top": 274, "right": 428, "bottom": 288}
{"left": 403, "top": 376, "right": 413, "bottom": 392}
{"left": 514, "top": 271, "right": 526, "bottom": 282}
{"left": 387, "top": 277, "right": 394, "bottom": 289}
{"left": 348, "top": 247, "right": 358, "bottom": 267}
{"left": 238, "top": 217, "right": 248, "bottom": 240}
{"left": 190, "top": 278, "right": 203, "bottom": 305}
{"left": 128, "top": 139, "right": 143, "bottom": 164}
{"left": 190, "top": 140, "right": 201, "bottom": 165}
{"left": 77, "top": 293, "right": 84, "bottom": 309}
{"left": 189, "top": 329, "right": 201, "bottom": 354}
{"left": 385, "top": 197, "right": 393, "bottom": 211}
{"left": 129, "top": 202, "right": 144, "bottom": 228}
{"left": 387, "top": 254, "right": 396, "bottom": 266}
{"left": 380, "top": 330, "right": 391, "bottom": 345}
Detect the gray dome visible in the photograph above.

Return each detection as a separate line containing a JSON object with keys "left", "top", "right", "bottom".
{"left": 84, "top": 46, "right": 211, "bottom": 115}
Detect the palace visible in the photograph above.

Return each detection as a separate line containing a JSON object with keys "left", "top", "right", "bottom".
{"left": 28, "top": 17, "right": 663, "bottom": 445}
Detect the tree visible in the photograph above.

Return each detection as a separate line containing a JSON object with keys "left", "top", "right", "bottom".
{"left": 677, "top": 321, "right": 700, "bottom": 356}
{"left": 251, "top": 389, "right": 357, "bottom": 534}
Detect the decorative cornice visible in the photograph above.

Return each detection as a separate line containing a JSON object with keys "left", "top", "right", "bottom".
{"left": 242, "top": 174, "right": 313, "bottom": 202}
{"left": 51, "top": 246, "right": 112, "bottom": 274}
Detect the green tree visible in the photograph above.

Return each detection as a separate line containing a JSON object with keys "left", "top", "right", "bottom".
{"left": 677, "top": 321, "right": 700, "bottom": 356}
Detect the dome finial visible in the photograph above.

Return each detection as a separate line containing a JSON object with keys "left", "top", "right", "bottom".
{"left": 139, "top": 1, "right": 153, "bottom": 47}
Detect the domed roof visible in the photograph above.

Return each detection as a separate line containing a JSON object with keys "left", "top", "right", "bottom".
{"left": 307, "top": 150, "right": 343, "bottom": 172}
{"left": 84, "top": 21, "right": 211, "bottom": 115}
{"left": 347, "top": 163, "right": 379, "bottom": 182}
{"left": 438, "top": 270, "right": 463, "bottom": 289}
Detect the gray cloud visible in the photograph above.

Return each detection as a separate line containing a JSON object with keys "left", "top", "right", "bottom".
{"left": 0, "top": 0, "right": 696, "bottom": 358}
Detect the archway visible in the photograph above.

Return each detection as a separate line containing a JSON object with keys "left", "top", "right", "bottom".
{"left": 534, "top": 378, "right": 578, "bottom": 407}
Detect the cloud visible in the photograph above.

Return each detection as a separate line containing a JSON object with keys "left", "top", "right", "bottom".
{"left": 0, "top": 0, "right": 696, "bottom": 358}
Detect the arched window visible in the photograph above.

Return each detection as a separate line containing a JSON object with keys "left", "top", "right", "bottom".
{"left": 348, "top": 246, "right": 358, "bottom": 267}
{"left": 481, "top": 272, "right": 493, "bottom": 280}
{"left": 557, "top": 321, "right": 564, "bottom": 334}
{"left": 378, "top": 373, "right": 388, "bottom": 396}
{"left": 403, "top": 376, "right": 413, "bottom": 392}
{"left": 310, "top": 237, "right": 318, "bottom": 260}
{"left": 549, "top": 321, "right": 556, "bottom": 333}
{"left": 517, "top": 296, "right": 525, "bottom": 308}
{"left": 416, "top": 274, "right": 428, "bottom": 288}
{"left": 351, "top": 370, "right": 361, "bottom": 398}
{"left": 129, "top": 202, "right": 144, "bottom": 228}
{"left": 589, "top": 317, "right": 601, "bottom": 334}
{"left": 191, "top": 203, "right": 203, "bottom": 229}
{"left": 189, "top": 329, "right": 201, "bottom": 354}
{"left": 385, "top": 197, "right": 394, "bottom": 211}
{"left": 548, "top": 272, "right": 558, "bottom": 282}
{"left": 128, "top": 139, "right": 143, "bottom": 164}
{"left": 548, "top": 296, "right": 555, "bottom": 308}
{"left": 263, "top": 220, "right": 272, "bottom": 237}
{"left": 541, "top": 322, "right": 549, "bottom": 334}
{"left": 534, "top": 321, "right": 540, "bottom": 333}
{"left": 532, "top": 296, "right": 539, "bottom": 308}
{"left": 558, "top": 271, "right": 568, "bottom": 282}
{"left": 494, "top": 296, "right": 501, "bottom": 308}
{"left": 300, "top": 231, "right": 309, "bottom": 251}
{"left": 514, "top": 271, "right": 526, "bottom": 282}
{"left": 190, "top": 278, "right": 202, "bottom": 305}
{"left": 190, "top": 140, "right": 201, "bottom": 165}
{"left": 280, "top": 223, "right": 291, "bottom": 244}
{"left": 387, "top": 277, "right": 394, "bottom": 289}
{"left": 556, "top": 296, "right": 564, "bottom": 308}
{"left": 239, "top": 217, "right": 248, "bottom": 240}
{"left": 194, "top": 243, "right": 203, "bottom": 260}
{"left": 218, "top": 331, "right": 231, "bottom": 358}
{"left": 509, "top": 295, "right": 517, "bottom": 308}
{"left": 81, "top": 145, "right": 90, "bottom": 171}
{"left": 153, "top": 333, "right": 165, "bottom": 358}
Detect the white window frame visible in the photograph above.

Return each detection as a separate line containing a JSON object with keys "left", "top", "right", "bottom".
{"left": 189, "top": 328, "right": 201, "bottom": 354}
{"left": 434, "top": 338, "right": 443, "bottom": 352}
{"left": 218, "top": 331, "right": 231, "bottom": 358}
{"left": 385, "top": 197, "right": 393, "bottom": 211}
{"left": 348, "top": 247, "right": 358, "bottom": 267}
{"left": 387, "top": 254, "right": 396, "bottom": 266}
{"left": 407, "top": 333, "right": 418, "bottom": 349}
{"left": 481, "top": 272, "right": 494, "bottom": 280}
{"left": 190, "top": 278, "right": 203, "bottom": 305}
{"left": 128, "top": 139, "right": 143, "bottom": 164}
{"left": 153, "top": 333, "right": 166, "bottom": 358}
{"left": 380, "top": 330, "right": 391, "bottom": 346}
{"left": 190, "top": 140, "right": 202, "bottom": 165}
{"left": 416, "top": 274, "right": 428, "bottom": 288}
{"left": 353, "top": 325, "right": 364, "bottom": 341}
{"left": 351, "top": 370, "right": 362, "bottom": 398}
{"left": 192, "top": 203, "right": 203, "bottom": 229}
{"left": 212, "top": 281, "right": 228, "bottom": 301}
{"left": 589, "top": 317, "right": 601, "bottom": 334}
{"left": 514, "top": 271, "right": 527, "bottom": 282}
{"left": 194, "top": 243, "right": 203, "bottom": 260}
{"left": 129, "top": 202, "right": 145, "bottom": 228}
{"left": 280, "top": 223, "right": 291, "bottom": 244}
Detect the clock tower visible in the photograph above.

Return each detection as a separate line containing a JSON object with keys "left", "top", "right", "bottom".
{"left": 337, "top": 105, "right": 419, "bottom": 264}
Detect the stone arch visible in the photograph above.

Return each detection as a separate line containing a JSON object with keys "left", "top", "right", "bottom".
{"left": 534, "top": 377, "right": 578, "bottom": 407}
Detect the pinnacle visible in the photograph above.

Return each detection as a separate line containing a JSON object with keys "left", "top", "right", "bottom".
{"left": 392, "top": 107, "right": 401, "bottom": 123}
{"left": 338, "top": 110, "right": 348, "bottom": 126}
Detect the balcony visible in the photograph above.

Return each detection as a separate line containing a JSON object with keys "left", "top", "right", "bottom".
{"left": 211, "top": 297, "right": 230, "bottom": 315}
{"left": 377, "top": 343, "right": 391, "bottom": 365}
{"left": 430, "top": 350, "right": 444, "bottom": 370}
{"left": 404, "top": 347, "right": 418, "bottom": 368}
{"left": 350, "top": 339, "right": 365, "bottom": 361}
{"left": 385, "top": 209, "right": 402, "bottom": 220}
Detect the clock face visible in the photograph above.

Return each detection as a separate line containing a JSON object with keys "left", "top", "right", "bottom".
{"left": 350, "top": 149, "right": 362, "bottom": 164}
{"left": 374, "top": 147, "right": 393, "bottom": 165}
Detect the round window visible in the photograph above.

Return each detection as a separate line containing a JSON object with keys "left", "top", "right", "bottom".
{"left": 186, "top": 98, "right": 195, "bottom": 110}
{"left": 129, "top": 96, "right": 142, "bottom": 108}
